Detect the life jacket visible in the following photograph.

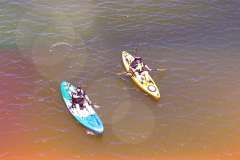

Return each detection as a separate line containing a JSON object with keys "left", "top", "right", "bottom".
{"left": 133, "top": 63, "right": 144, "bottom": 74}
{"left": 130, "top": 59, "right": 144, "bottom": 72}
{"left": 75, "top": 97, "right": 85, "bottom": 105}
{"left": 136, "top": 63, "right": 143, "bottom": 70}
{"left": 130, "top": 60, "right": 138, "bottom": 68}
{"left": 77, "top": 89, "right": 85, "bottom": 97}
{"left": 72, "top": 89, "right": 85, "bottom": 105}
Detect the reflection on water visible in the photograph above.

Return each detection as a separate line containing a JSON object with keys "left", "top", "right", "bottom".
{"left": 1, "top": 0, "right": 240, "bottom": 159}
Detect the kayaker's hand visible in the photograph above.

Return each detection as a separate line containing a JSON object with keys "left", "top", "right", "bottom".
{"left": 94, "top": 105, "right": 101, "bottom": 109}
{"left": 126, "top": 72, "right": 133, "bottom": 76}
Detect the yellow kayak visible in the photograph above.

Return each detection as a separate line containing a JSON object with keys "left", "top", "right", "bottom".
{"left": 121, "top": 51, "right": 160, "bottom": 100}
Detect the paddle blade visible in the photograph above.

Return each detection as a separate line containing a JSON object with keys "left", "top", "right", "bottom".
{"left": 156, "top": 68, "right": 167, "bottom": 72}
{"left": 116, "top": 72, "right": 126, "bottom": 76}
{"left": 94, "top": 105, "right": 101, "bottom": 109}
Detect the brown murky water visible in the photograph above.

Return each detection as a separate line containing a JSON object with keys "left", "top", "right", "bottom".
{"left": 1, "top": 0, "right": 240, "bottom": 159}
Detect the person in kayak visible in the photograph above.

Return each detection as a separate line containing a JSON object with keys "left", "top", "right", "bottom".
{"left": 129, "top": 56, "right": 152, "bottom": 83}
{"left": 71, "top": 86, "right": 92, "bottom": 109}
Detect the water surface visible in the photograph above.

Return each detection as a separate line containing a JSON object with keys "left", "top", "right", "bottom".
{"left": 1, "top": 0, "right": 240, "bottom": 159}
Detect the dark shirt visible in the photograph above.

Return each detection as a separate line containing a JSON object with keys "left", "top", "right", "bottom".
{"left": 130, "top": 60, "right": 139, "bottom": 69}
{"left": 72, "top": 90, "right": 86, "bottom": 106}
{"left": 130, "top": 60, "right": 145, "bottom": 74}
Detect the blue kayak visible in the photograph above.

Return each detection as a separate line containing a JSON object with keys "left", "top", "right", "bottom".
{"left": 60, "top": 81, "right": 104, "bottom": 134}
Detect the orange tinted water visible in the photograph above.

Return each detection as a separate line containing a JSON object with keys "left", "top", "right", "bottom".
{"left": 1, "top": 47, "right": 240, "bottom": 159}
{"left": 1, "top": 0, "right": 240, "bottom": 159}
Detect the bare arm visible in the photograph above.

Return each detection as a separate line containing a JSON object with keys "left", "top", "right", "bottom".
{"left": 144, "top": 64, "right": 152, "bottom": 71}
{"left": 85, "top": 95, "right": 92, "bottom": 105}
